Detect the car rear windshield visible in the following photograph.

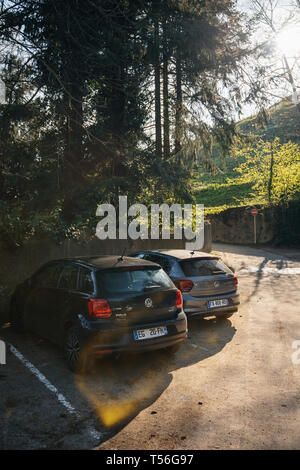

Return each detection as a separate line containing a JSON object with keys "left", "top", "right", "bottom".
{"left": 180, "top": 258, "right": 231, "bottom": 277}
{"left": 95, "top": 267, "right": 174, "bottom": 297}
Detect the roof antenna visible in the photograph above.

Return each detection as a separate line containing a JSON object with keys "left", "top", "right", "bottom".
{"left": 118, "top": 248, "right": 126, "bottom": 262}
{"left": 190, "top": 250, "right": 195, "bottom": 256}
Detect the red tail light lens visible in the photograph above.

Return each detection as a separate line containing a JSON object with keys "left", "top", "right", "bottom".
{"left": 233, "top": 274, "right": 238, "bottom": 287}
{"left": 175, "top": 290, "right": 183, "bottom": 309}
{"left": 175, "top": 280, "right": 194, "bottom": 292}
{"left": 88, "top": 299, "right": 112, "bottom": 318}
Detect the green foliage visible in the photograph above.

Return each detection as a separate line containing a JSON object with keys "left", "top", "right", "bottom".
{"left": 232, "top": 138, "right": 300, "bottom": 206}
{"left": 238, "top": 99, "right": 300, "bottom": 145}
{"left": 192, "top": 97, "right": 300, "bottom": 217}
{"left": 192, "top": 138, "right": 300, "bottom": 215}
{"left": 0, "top": 0, "right": 271, "bottom": 248}
{"left": 193, "top": 180, "right": 256, "bottom": 214}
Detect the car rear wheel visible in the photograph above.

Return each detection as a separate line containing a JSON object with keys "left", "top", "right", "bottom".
{"left": 64, "top": 325, "right": 91, "bottom": 374}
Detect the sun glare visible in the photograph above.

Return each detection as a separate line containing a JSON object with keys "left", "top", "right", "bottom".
{"left": 276, "top": 25, "right": 300, "bottom": 56}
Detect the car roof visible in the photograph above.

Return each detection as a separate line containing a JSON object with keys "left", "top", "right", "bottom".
{"left": 134, "top": 249, "right": 218, "bottom": 261}
{"left": 50, "top": 255, "right": 160, "bottom": 270}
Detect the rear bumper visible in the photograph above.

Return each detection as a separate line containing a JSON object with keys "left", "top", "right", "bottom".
{"left": 183, "top": 291, "right": 240, "bottom": 319}
{"left": 80, "top": 311, "right": 188, "bottom": 354}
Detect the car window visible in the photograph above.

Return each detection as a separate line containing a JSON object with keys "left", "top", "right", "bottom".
{"left": 78, "top": 267, "right": 94, "bottom": 294}
{"left": 34, "top": 263, "right": 63, "bottom": 288}
{"left": 95, "top": 267, "right": 173, "bottom": 298}
{"left": 58, "top": 264, "right": 79, "bottom": 290}
{"left": 180, "top": 258, "right": 231, "bottom": 277}
{"left": 144, "top": 254, "right": 171, "bottom": 273}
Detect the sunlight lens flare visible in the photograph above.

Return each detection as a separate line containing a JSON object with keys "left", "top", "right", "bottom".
{"left": 276, "top": 26, "right": 300, "bottom": 56}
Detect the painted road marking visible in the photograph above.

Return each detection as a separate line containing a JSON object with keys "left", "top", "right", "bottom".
{"left": 9, "top": 343, "right": 102, "bottom": 442}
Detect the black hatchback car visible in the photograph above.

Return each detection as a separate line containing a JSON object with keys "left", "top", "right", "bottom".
{"left": 9, "top": 256, "right": 187, "bottom": 372}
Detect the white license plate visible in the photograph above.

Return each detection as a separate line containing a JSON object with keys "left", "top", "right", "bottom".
{"left": 208, "top": 299, "right": 229, "bottom": 308}
{"left": 134, "top": 326, "right": 168, "bottom": 341}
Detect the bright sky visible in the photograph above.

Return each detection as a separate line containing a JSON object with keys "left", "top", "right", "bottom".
{"left": 236, "top": 0, "right": 300, "bottom": 117}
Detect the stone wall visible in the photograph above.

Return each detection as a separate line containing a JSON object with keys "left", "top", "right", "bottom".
{"left": 0, "top": 221, "right": 211, "bottom": 324}
{"left": 208, "top": 206, "right": 275, "bottom": 245}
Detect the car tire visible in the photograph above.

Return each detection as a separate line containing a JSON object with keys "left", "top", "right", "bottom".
{"left": 64, "top": 325, "right": 91, "bottom": 374}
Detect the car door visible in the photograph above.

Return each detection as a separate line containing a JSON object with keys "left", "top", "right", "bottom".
{"left": 61, "top": 266, "right": 95, "bottom": 333}
{"left": 24, "top": 262, "right": 63, "bottom": 337}
{"left": 47, "top": 263, "right": 80, "bottom": 343}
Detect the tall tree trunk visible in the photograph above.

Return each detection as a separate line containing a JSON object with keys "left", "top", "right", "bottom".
{"left": 282, "top": 54, "right": 300, "bottom": 111}
{"left": 154, "top": 16, "right": 162, "bottom": 159}
{"left": 64, "top": 83, "right": 84, "bottom": 186}
{"left": 268, "top": 141, "right": 274, "bottom": 203}
{"left": 175, "top": 48, "right": 182, "bottom": 155}
{"left": 162, "top": 19, "right": 170, "bottom": 159}
{"left": 110, "top": 63, "right": 126, "bottom": 178}
{"left": 62, "top": 82, "right": 84, "bottom": 222}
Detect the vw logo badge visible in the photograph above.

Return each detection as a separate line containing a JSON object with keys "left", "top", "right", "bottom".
{"left": 214, "top": 281, "right": 220, "bottom": 288}
{"left": 145, "top": 298, "right": 153, "bottom": 308}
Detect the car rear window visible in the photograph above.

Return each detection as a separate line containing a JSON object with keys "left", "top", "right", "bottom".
{"left": 180, "top": 258, "right": 231, "bottom": 277}
{"left": 95, "top": 267, "right": 174, "bottom": 297}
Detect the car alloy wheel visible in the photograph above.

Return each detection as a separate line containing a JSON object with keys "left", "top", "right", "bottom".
{"left": 66, "top": 328, "right": 80, "bottom": 362}
{"left": 64, "top": 325, "right": 86, "bottom": 373}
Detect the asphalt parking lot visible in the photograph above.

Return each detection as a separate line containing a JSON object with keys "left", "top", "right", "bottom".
{"left": 1, "top": 243, "right": 300, "bottom": 450}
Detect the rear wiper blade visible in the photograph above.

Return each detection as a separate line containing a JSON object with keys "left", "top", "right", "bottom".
{"left": 143, "top": 284, "right": 161, "bottom": 291}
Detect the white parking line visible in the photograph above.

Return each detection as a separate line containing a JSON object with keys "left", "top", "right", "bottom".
{"left": 9, "top": 343, "right": 102, "bottom": 443}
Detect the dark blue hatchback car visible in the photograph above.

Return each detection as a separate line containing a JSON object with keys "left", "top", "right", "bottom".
{"left": 9, "top": 256, "right": 187, "bottom": 372}
{"left": 130, "top": 250, "right": 240, "bottom": 320}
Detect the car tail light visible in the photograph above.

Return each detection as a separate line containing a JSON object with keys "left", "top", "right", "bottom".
{"left": 175, "top": 279, "right": 194, "bottom": 292}
{"left": 233, "top": 274, "right": 238, "bottom": 287}
{"left": 175, "top": 290, "right": 183, "bottom": 309}
{"left": 88, "top": 299, "right": 112, "bottom": 318}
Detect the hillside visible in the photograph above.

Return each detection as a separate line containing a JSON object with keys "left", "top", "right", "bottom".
{"left": 238, "top": 98, "right": 300, "bottom": 144}
{"left": 193, "top": 97, "right": 300, "bottom": 214}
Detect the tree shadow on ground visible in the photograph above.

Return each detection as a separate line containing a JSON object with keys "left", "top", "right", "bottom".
{"left": 75, "top": 316, "right": 236, "bottom": 445}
